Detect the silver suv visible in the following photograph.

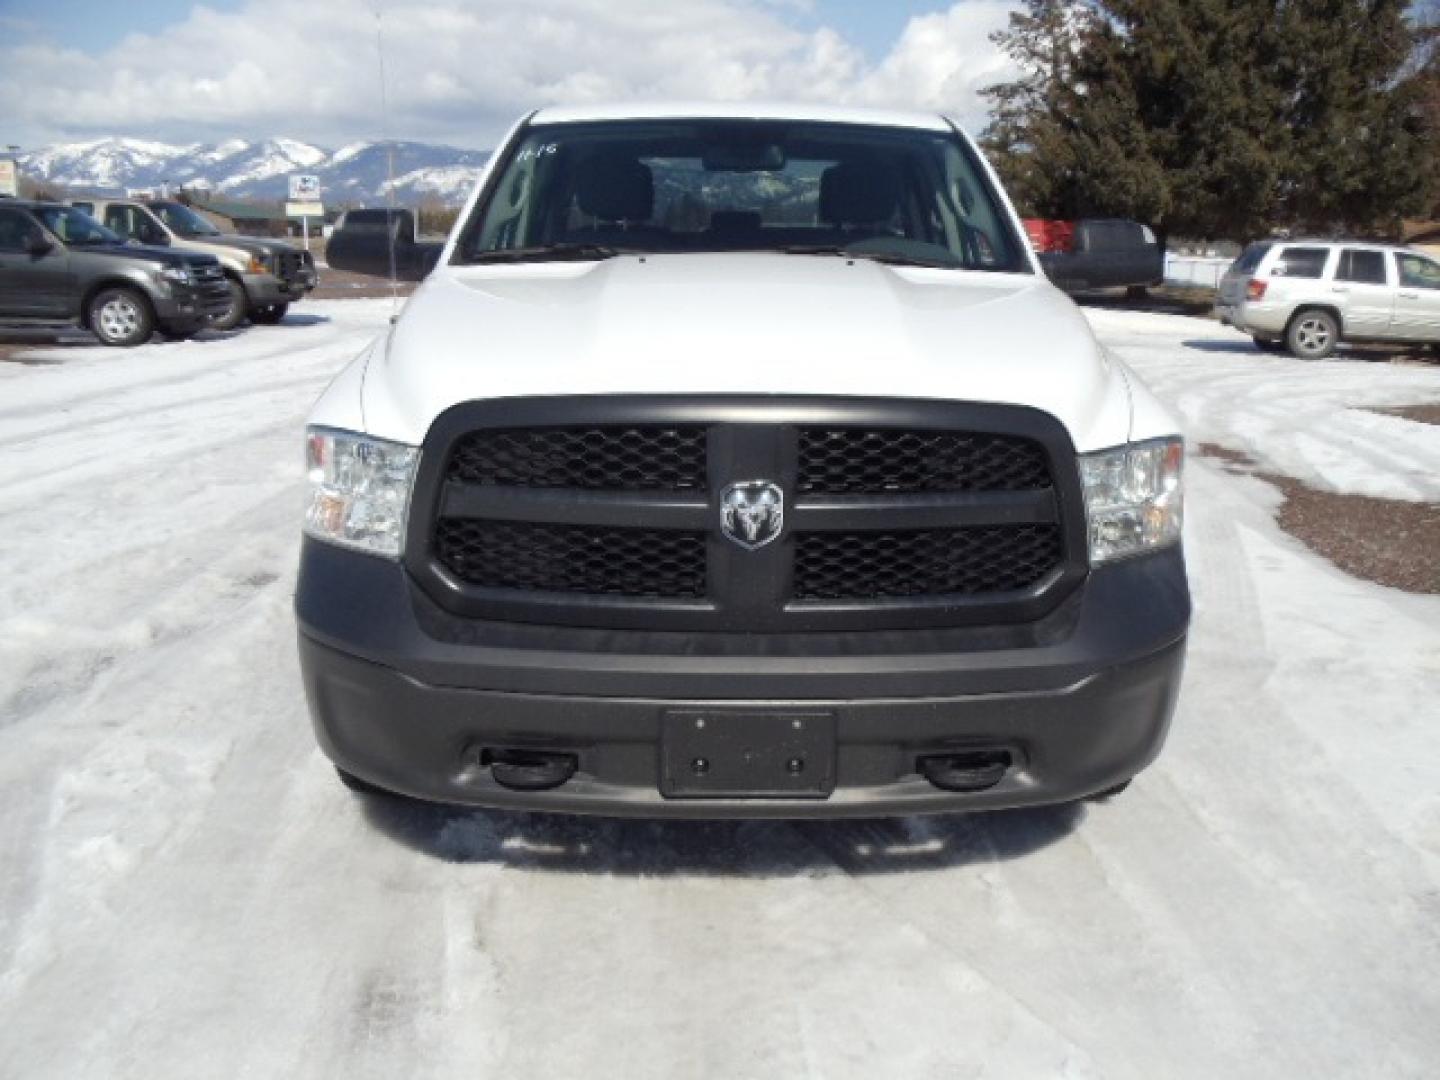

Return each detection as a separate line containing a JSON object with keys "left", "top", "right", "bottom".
{"left": 1216, "top": 240, "right": 1440, "bottom": 358}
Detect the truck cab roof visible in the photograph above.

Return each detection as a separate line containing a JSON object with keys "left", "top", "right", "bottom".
{"left": 528, "top": 101, "right": 955, "bottom": 131}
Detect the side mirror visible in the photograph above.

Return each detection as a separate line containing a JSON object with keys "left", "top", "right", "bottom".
{"left": 25, "top": 232, "right": 54, "bottom": 256}
{"left": 146, "top": 229, "right": 171, "bottom": 247}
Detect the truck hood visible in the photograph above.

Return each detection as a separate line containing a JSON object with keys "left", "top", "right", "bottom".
{"left": 199, "top": 235, "right": 298, "bottom": 257}
{"left": 361, "top": 253, "right": 1134, "bottom": 452}
{"left": 74, "top": 243, "right": 215, "bottom": 271}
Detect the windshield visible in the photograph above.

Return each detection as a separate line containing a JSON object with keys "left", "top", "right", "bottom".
{"left": 456, "top": 120, "right": 1030, "bottom": 272}
{"left": 34, "top": 206, "right": 121, "bottom": 246}
{"left": 151, "top": 201, "right": 222, "bottom": 237}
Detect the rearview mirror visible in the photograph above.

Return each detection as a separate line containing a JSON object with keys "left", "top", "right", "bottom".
{"left": 24, "top": 232, "right": 54, "bottom": 256}
{"left": 702, "top": 142, "right": 786, "bottom": 172}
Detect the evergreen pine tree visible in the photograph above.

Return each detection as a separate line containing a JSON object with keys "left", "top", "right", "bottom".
{"left": 983, "top": 0, "right": 1433, "bottom": 238}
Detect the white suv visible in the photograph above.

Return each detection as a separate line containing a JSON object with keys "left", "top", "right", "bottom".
{"left": 295, "top": 103, "right": 1190, "bottom": 818}
{"left": 1217, "top": 240, "right": 1440, "bottom": 358}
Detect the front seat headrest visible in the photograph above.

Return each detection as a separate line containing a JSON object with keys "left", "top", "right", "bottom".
{"left": 820, "top": 161, "right": 899, "bottom": 226}
{"left": 576, "top": 153, "right": 654, "bottom": 222}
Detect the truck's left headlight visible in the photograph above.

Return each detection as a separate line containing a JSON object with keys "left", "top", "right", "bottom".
{"left": 159, "top": 265, "right": 192, "bottom": 284}
{"left": 304, "top": 428, "right": 418, "bottom": 558}
{"left": 1079, "top": 437, "right": 1184, "bottom": 564}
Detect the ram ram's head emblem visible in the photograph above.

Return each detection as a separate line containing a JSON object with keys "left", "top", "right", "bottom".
{"left": 720, "top": 480, "right": 785, "bottom": 551}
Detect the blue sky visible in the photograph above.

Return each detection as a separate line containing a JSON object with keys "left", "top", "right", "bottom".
{"left": 0, "top": 1, "right": 1020, "bottom": 149}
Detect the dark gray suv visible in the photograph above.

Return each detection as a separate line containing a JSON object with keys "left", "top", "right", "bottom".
{"left": 0, "top": 201, "right": 231, "bottom": 346}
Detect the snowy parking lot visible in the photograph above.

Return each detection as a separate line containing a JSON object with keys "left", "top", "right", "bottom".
{"left": 2, "top": 299, "right": 1438, "bottom": 1078}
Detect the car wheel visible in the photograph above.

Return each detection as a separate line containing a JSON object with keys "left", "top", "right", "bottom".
{"left": 1252, "top": 335, "right": 1285, "bottom": 353}
{"left": 1285, "top": 309, "right": 1339, "bottom": 359}
{"left": 336, "top": 767, "right": 391, "bottom": 797}
{"left": 249, "top": 302, "right": 290, "bottom": 325}
{"left": 88, "top": 287, "right": 155, "bottom": 347}
{"left": 1125, "top": 285, "right": 1149, "bottom": 301}
{"left": 211, "top": 277, "right": 248, "bottom": 331}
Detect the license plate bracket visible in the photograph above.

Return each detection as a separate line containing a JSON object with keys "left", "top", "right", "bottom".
{"left": 660, "top": 710, "right": 837, "bottom": 799}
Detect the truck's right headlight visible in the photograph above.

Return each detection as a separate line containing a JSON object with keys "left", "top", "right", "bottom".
{"left": 304, "top": 428, "right": 418, "bottom": 558}
{"left": 1079, "top": 437, "right": 1184, "bottom": 565}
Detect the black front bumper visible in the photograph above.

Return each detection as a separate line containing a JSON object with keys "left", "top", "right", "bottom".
{"left": 153, "top": 279, "right": 231, "bottom": 325}
{"left": 241, "top": 272, "right": 315, "bottom": 306}
{"left": 297, "top": 540, "right": 1189, "bottom": 818}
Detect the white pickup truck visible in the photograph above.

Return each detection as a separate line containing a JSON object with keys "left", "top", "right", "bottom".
{"left": 295, "top": 103, "right": 1190, "bottom": 818}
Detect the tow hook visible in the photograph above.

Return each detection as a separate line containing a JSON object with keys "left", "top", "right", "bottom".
{"left": 486, "top": 749, "right": 578, "bottom": 792}
{"left": 918, "top": 751, "right": 1012, "bottom": 793}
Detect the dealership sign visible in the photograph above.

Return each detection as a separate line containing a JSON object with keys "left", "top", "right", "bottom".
{"left": 0, "top": 159, "right": 17, "bottom": 199}
{"left": 288, "top": 174, "right": 321, "bottom": 201}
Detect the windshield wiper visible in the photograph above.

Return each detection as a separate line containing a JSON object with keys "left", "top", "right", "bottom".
{"left": 466, "top": 243, "right": 636, "bottom": 264}
{"left": 778, "top": 244, "right": 958, "bottom": 269}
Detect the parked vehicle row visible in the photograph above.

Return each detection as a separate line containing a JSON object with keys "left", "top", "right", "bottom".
{"left": 0, "top": 200, "right": 232, "bottom": 345}
{"left": 0, "top": 197, "right": 315, "bottom": 347}
{"left": 71, "top": 197, "right": 316, "bottom": 328}
{"left": 1217, "top": 239, "right": 1440, "bottom": 357}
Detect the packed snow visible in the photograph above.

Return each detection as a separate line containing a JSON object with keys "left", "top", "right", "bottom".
{"left": 1088, "top": 307, "right": 1440, "bottom": 502}
{"left": 1, "top": 300, "right": 1437, "bottom": 1079}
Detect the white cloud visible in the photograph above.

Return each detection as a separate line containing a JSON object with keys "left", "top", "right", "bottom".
{"left": 850, "top": 2, "right": 1020, "bottom": 119}
{"left": 0, "top": 0, "right": 1021, "bottom": 148}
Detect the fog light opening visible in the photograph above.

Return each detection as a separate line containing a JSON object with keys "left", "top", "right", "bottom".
{"left": 482, "top": 748, "right": 578, "bottom": 792}
{"left": 918, "top": 750, "right": 1012, "bottom": 793}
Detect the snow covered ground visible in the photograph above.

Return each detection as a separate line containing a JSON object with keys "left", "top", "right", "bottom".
{"left": 1, "top": 300, "right": 1438, "bottom": 1078}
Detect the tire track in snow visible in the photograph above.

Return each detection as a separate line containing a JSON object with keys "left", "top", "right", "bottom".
{"left": 0, "top": 305, "right": 388, "bottom": 423}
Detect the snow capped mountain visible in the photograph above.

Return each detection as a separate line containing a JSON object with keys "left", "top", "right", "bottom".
{"left": 21, "top": 137, "right": 187, "bottom": 190}
{"left": 17, "top": 137, "right": 490, "bottom": 204}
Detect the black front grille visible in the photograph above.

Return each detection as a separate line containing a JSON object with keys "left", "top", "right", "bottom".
{"left": 276, "top": 250, "right": 311, "bottom": 283}
{"left": 416, "top": 398, "right": 1082, "bottom": 631}
{"left": 794, "top": 525, "right": 1063, "bottom": 600}
{"left": 799, "top": 429, "right": 1051, "bottom": 494}
{"left": 435, "top": 519, "right": 707, "bottom": 598}
{"left": 447, "top": 427, "right": 707, "bottom": 490}
{"left": 186, "top": 263, "right": 232, "bottom": 316}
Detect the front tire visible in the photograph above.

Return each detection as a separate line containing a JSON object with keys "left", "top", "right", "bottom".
{"left": 88, "top": 287, "right": 155, "bottom": 347}
{"left": 211, "top": 277, "right": 248, "bottom": 331}
{"left": 249, "top": 302, "right": 290, "bottom": 325}
{"left": 1286, "top": 309, "right": 1339, "bottom": 359}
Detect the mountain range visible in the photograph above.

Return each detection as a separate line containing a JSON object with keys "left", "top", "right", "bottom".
{"left": 17, "top": 137, "right": 491, "bottom": 204}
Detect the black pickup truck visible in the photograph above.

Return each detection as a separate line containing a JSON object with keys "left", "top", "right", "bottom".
{"left": 0, "top": 200, "right": 231, "bottom": 345}
{"left": 324, "top": 208, "right": 443, "bottom": 282}
{"left": 1024, "top": 218, "right": 1166, "bottom": 295}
